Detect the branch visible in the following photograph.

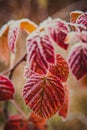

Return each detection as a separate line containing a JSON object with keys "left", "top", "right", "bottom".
{"left": 1, "top": 53, "right": 27, "bottom": 78}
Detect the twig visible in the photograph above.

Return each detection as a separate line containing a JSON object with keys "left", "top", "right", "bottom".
{"left": 1, "top": 53, "right": 27, "bottom": 77}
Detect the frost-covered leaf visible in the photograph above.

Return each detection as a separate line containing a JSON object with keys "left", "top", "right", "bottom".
{"left": 4, "top": 115, "right": 29, "bottom": 130}
{"left": 58, "top": 84, "right": 69, "bottom": 118}
{"left": 20, "top": 18, "right": 37, "bottom": 33}
{"left": 65, "top": 32, "right": 80, "bottom": 44}
{"left": 70, "top": 11, "right": 83, "bottom": 23}
{"left": 65, "top": 31, "right": 87, "bottom": 45}
{"left": 49, "top": 54, "right": 69, "bottom": 82}
{"left": 0, "top": 20, "right": 14, "bottom": 64}
{"left": 0, "top": 75, "right": 15, "bottom": 101}
{"left": 76, "top": 12, "right": 87, "bottom": 30}
{"left": 29, "top": 112, "right": 47, "bottom": 130}
{"left": 80, "top": 31, "right": 87, "bottom": 43}
{"left": 24, "top": 66, "right": 38, "bottom": 79}
{"left": 8, "top": 21, "right": 20, "bottom": 53}
{"left": 23, "top": 74, "right": 65, "bottom": 119}
{"left": 46, "top": 18, "right": 69, "bottom": 50}
{"left": 26, "top": 31, "right": 55, "bottom": 74}
{"left": 68, "top": 43, "right": 87, "bottom": 80}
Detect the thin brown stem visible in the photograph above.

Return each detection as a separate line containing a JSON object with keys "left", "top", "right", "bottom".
{"left": 1, "top": 53, "right": 27, "bottom": 77}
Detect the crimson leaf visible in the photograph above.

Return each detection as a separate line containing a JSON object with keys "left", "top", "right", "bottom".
{"left": 26, "top": 31, "right": 55, "bottom": 74}
{"left": 68, "top": 43, "right": 87, "bottom": 80}
{"left": 0, "top": 75, "right": 14, "bottom": 101}
{"left": 46, "top": 19, "right": 69, "bottom": 50}
{"left": 49, "top": 54, "right": 69, "bottom": 82}
{"left": 23, "top": 74, "right": 65, "bottom": 119}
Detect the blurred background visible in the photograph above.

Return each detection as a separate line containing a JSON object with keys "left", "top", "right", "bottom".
{"left": 0, "top": 0, "right": 87, "bottom": 130}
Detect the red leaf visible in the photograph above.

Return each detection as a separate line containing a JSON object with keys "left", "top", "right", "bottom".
{"left": 76, "top": 12, "right": 87, "bottom": 30}
{"left": 58, "top": 84, "right": 69, "bottom": 118}
{"left": 29, "top": 112, "right": 47, "bottom": 130}
{"left": 49, "top": 54, "right": 69, "bottom": 82}
{"left": 24, "top": 66, "right": 38, "bottom": 79}
{"left": 46, "top": 19, "right": 69, "bottom": 50}
{"left": 26, "top": 32, "right": 55, "bottom": 74}
{"left": 8, "top": 21, "right": 20, "bottom": 53}
{"left": 23, "top": 74, "right": 65, "bottom": 119}
{"left": 0, "top": 75, "right": 14, "bottom": 101}
{"left": 68, "top": 43, "right": 87, "bottom": 80}
{"left": 4, "top": 115, "right": 29, "bottom": 130}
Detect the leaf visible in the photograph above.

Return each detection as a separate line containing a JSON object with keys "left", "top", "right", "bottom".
{"left": 46, "top": 19, "right": 69, "bottom": 50}
{"left": 0, "top": 75, "right": 15, "bottom": 101}
{"left": 29, "top": 112, "right": 47, "bottom": 130}
{"left": 76, "top": 12, "right": 87, "bottom": 30}
{"left": 80, "top": 31, "right": 87, "bottom": 43}
{"left": 26, "top": 31, "right": 55, "bottom": 74}
{"left": 24, "top": 66, "right": 37, "bottom": 79}
{"left": 0, "top": 20, "right": 14, "bottom": 64}
{"left": 70, "top": 11, "right": 83, "bottom": 23}
{"left": 65, "top": 32, "right": 80, "bottom": 45}
{"left": 23, "top": 74, "right": 65, "bottom": 119}
{"left": 20, "top": 18, "right": 37, "bottom": 33}
{"left": 58, "top": 84, "right": 69, "bottom": 118}
{"left": 49, "top": 54, "right": 69, "bottom": 82}
{"left": 4, "top": 115, "right": 29, "bottom": 130}
{"left": 68, "top": 43, "right": 87, "bottom": 80}
{"left": 8, "top": 21, "right": 20, "bottom": 53}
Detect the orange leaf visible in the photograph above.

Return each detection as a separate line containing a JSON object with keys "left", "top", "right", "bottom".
{"left": 0, "top": 24, "right": 10, "bottom": 64}
{"left": 49, "top": 54, "right": 69, "bottom": 82}
{"left": 70, "top": 11, "right": 83, "bottom": 23}
{"left": 0, "top": 20, "right": 15, "bottom": 64}
{"left": 58, "top": 84, "right": 69, "bottom": 118}
{"left": 23, "top": 74, "right": 65, "bottom": 119}
{"left": 20, "top": 19, "right": 37, "bottom": 33}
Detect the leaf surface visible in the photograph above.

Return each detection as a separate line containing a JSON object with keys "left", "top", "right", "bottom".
{"left": 20, "top": 19, "right": 37, "bottom": 33}
{"left": 46, "top": 19, "right": 69, "bottom": 50}
{"left": 70, "top": 11, "right": 83, "bottom": 23}
{"left": 8, "top": 21, "right": 20, "bottom": 53}
{"left": 58, "top": 84, "right": 69, "bottom": 118}
{"left": 0, "top": 75, "right": 14, "bottom": 101}
{"left": 23, "top": 74, "right": 65, "bottom": 119}
{"left": 26, "top": 32, "right": 55, "bottom": 74}
{"left": 49, "top": 54, "right": 69, "bottom": 82}
{"left": 68, "top": 43, "right": 87, "bottom": 80}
